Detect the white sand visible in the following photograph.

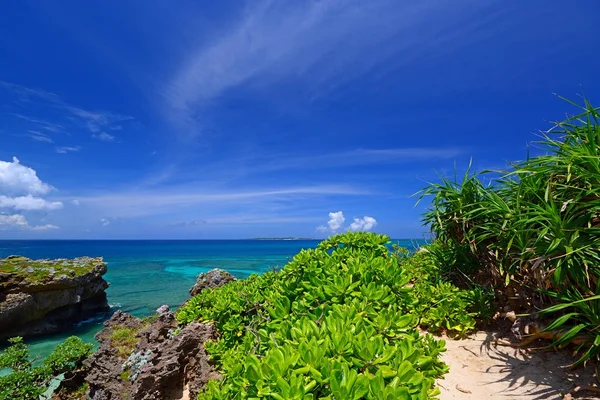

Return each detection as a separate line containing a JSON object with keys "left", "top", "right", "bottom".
{"left": 437, "top": 331, "right": 599, "bottom": 400}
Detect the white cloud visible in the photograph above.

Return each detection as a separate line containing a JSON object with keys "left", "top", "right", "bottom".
{"left": 72, "top": 199, "right": 80, "bottom": 206}
{"left": 0, "top": 214, "right": 59, "bottom": 230}
{"left": 100, "top": 218, "right": 110, "bottom": 226}
{"left": 0, "top": 158, "right": 62, "bottom": 228}
{"left": 0, "top": 157, "right": 53, "bottom": 196}
{"left": 169, "top": 219, "right": 207, "bottom": 227}
{"left": 31, "top": 224, "right": 60, "bottom": 231}
{"left": 317, "top": 211, "right": 377, "bottom": 233}
{"left": 0, "top": 195, "right": 63, "bottom": 211}
{"left": 349, "top": 216, "right": 377, "bottom": 231}
{"left": 55, "top": 146, "right": 82, "bottom": 154}
{"left": 327, "top": 211, "right": 345, "bottom": 232}
{"left": 0, "top": 214, "right": 28, "bottom": 228}
{"left": 92, "top": 132, "right": 116, "bottom": 142}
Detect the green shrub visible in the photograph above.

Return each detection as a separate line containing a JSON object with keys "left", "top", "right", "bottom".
{"left": 0, "top": 336, "right": 93, "bottom": 400}
{"left": 177, "top": 231, "right": 480, "bottom": 399}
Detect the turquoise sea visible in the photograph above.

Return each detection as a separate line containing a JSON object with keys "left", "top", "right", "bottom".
{"left": 0, "top": 239, "right": 423, "bottom": 359}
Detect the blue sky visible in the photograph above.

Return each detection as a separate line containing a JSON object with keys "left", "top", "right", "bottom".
{"left": 1, "top": 0, "right": 599, "bottom": 239}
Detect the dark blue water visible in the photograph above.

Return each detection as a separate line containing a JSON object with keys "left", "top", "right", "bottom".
{"left": 0, "top": 239, "right": 422, "bottom": 358}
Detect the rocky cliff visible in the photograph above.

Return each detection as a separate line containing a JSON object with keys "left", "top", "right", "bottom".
{"left": 0, "top": 255, "right": 110, "bottom": 340}
{"left": 75, "top": 268, "right": 235, "bottom": 400}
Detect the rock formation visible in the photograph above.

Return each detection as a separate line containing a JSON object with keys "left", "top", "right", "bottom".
{"left": 0, "top": 255, "right": 110, "bottom": 340}
{"left": 189, "top": 268, "right": 236, "bottom": 297}
{"left": 85, "top": 306, "right": 219, "bottom": 400}
{"left": 82, "top": 268, "right": 236, "bottom": 399}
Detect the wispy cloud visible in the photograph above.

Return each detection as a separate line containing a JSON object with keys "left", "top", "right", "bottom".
{"left": 92, "top": 132, "right": 116, "bottom": 142}
{"left": 23, "top": 131, "right": 54, "bottom": 143}
{"left": 255, "top": 147, "right": 465, "bottom": 172}
{"left": 164, "top": 0, "right": 489, "bottom": 136}
{"left": 66, "top": 106, "right": 132, "bottom": 134}
{"left": 72, "top": 184, "right": 369, "bottom": 218}
{"left": 2, "top": 81, "right": 133, "bottom": 139}
{"left": 12, "top": 114, "right": 65, "bottom": 134}
{"left": 0, "top": 214, "right": 59, "bottom": 231}
{"left": 169, "top": 219, "right": 207, "bottom": 227}
{"left": 55, "top": 146, "right": 82, "bottom": 154}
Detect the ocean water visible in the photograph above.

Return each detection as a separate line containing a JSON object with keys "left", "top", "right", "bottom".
{"left": 0, "top": 239, "right": 423, "bottom": 359}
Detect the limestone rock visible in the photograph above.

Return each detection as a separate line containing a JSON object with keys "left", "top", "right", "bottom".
{"left": 85, "top": 310, "right": 218, "bottom": 400}
{"left": 0, "top": 256, "right": 110, "bottom": 340}
{"left": 189, "top": 268, "right": 236, "bottom": 297}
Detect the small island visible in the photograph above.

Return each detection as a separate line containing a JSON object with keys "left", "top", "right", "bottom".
{"left": 0, "top": 256, "right": 110, "bottom": 340}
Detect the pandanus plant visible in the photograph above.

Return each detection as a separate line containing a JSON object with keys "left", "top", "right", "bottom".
{"left": 419, "top": 96, "right": 600, "bottom": 366}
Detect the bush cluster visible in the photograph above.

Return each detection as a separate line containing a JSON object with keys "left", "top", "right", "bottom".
{"left": 177, "top": 231, "right": 488, "bottom": 399}
{"left": 0, "top": 336, "right": 93, "bottom": 400}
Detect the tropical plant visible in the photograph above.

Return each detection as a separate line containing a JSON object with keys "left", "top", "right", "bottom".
{"left": 418, "top": 97, "right": 600, "bottom": 366}
{"left": 0, "top": 336, "right": 93, "bottom": 400}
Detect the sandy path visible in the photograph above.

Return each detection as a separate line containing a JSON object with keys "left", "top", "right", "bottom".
{"left": 437, "top": 331, "right": 599, "bottom": 400}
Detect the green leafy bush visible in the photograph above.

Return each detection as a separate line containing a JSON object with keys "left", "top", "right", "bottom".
{"left": 0, "top": 336, "right": 93, "bottom": 400}
{"left": 177, "top": 231, "right": 480, "bottom": 399}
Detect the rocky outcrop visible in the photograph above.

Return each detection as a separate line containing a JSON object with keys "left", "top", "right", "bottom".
{"left": 85, "top": 306, "right": 219, "bottom": 400}
{"left": 0, "top": 256, "right": 109, "bottom": 340}
{"left": 189, "top": 268, "right": 236, "bottom": 297}
{"left": 82, "top": 268, "right": 237, "bottom": 399}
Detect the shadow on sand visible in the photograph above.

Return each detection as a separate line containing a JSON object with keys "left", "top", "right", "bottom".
{"left": 439, "top": 331, "right": 599, "bottom": 400}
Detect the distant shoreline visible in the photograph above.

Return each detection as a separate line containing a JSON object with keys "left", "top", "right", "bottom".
{"left": 248, "top": 237, "right": 316, "bottom": 241}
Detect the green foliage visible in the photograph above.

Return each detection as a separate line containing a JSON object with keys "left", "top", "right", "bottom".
{"left": 419, "top": 97, "right": 600, "bottom": 365}
{"left": 400, "top": 248, "right": 494, "bottom": 337}
{"left": 0, "top": 336, "right": 93, "bottom": 400}
{"left": 177, "top": 231, "right": 481, "bottom": 399}
{"left": 0, "top": 336, "right": 32, "bottom": 371}
{"left": 44, "top": 336, "right": 94, "bottom": 374}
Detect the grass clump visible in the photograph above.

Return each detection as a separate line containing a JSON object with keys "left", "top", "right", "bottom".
{"left": 418, "top": 97, "right": 600, "bottom": 366}
{"left": 177, "top": 231, "right": 485, "bottom": 399}
{"left": 110, "top": 327, "right": 140, "bottom": 358}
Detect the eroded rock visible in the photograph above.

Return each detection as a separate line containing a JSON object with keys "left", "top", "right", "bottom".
{"left": 189, "top": 268, "right": 236, "bottom": 297}
{"left": 0, "top": 256, "right": 109, "bottom": 340}
{"left": 85, "top": 307, "right": 219, "bottom": 400}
